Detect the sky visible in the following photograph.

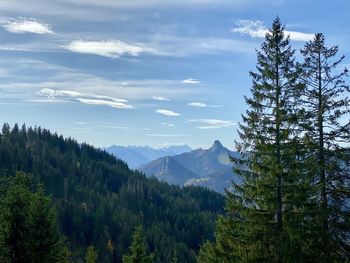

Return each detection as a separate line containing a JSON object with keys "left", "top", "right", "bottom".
{"left": 0, "top": 0, "right": 349, "bottom": 149}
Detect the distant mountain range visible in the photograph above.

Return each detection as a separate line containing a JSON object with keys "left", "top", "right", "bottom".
{"left": 104, "top": 144, "right": 192, "bottom": 168}
{"left": 139, "top": 140, "right": 241, "bottom": 193}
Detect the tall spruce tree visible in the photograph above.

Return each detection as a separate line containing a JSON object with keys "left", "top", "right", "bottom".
{"left": 198, "top": 17, "right": 306, "bottom": 263}
{"left": 300, "top": 33, "right": 350, "bottom": 260}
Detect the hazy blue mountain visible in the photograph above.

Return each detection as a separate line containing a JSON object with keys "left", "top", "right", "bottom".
{"left": 139, "top": 140, "right": 240, "bottom": 193}
{"left": 104, "top": 144, "right": 192, "bottom": 168}
{"left": 139, "top": 156, "right": 198, "bottom": 186}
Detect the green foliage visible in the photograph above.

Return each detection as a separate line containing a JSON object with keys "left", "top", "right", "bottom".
{"left": 86, "top": 245, "right": 98, "bottom": 263}
{"left": 0, "top": 172, "right": 68, "bottom": 263}
{"left": 300, "top": 33, "right": 350, "bottom": 261}
{"left": 27, "top": 185, "right": 67, "bottom": 263}
{"left": 0, "top": 123, "right": 225, "bottom": 262}
{"left": 122, "top": 225, "right": 154, "bottom": 263}
{"left": 198, "top": 17, "right": 350, "bottom": 263}
{"left": 228, "top": 16, "right": 305, "bottom": 262}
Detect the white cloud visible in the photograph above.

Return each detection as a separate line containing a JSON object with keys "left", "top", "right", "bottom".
{"left": 37, "top": 88, "right": 133, "bottom": 109}
{"left": 152, "top": 96, "right": 171, "bottom": 101}
{"left": 65, "top": 40, "right": 154, "bottom": 58}
{"left": 146, "top": 133, "right": 191, "bottom": 137}
{"left": 2, "top": 17, "right": 53, "bottom": 34}
{"left": 77, "top": 98, "right": 133, "bottom": 109}
{"left": 188, "top": 102, "right": 207, "bottom": 107}
{"left": 188, "top": 102, "right": 223, "bottom": 108}
{"left": 182, "top": 78, "right": 201, "bottom": 84}
{"left": 90, "top": 94, "right": 128, "bottom": 103}
{"left": 161, "top": 122, "right": 175, "bottom": 127}
{"left": 232, "top": 20, "right": 314, "bottom": 42}
{"left": 37, "top": 88, "right": 81, "bottom": 98}
{"left": 189, "top": 119, "right": 237, "bottom": 129}
{"left": 156, "top": 109, "right": 180, "bottom": 116}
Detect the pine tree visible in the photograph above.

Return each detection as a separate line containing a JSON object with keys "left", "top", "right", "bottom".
{"left": 300, "top": 33, "right": 350, "bottom": 260}
{"left": 86, "top": 245, "right": 98, "bottom": 263}
{"left": 122, "top": 225, "right": 154, "bottom": 263}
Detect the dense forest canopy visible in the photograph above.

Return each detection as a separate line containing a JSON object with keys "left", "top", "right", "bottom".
{"left": 0, "top": 123, "right": 225, "bottom": 262}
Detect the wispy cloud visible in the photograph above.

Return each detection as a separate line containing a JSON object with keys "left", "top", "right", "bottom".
{"left": 152, "top": 96, "right": 171, "bottom": 101}
{"left": 182, "top": 78, "right": 201, "bottom": 84}
{"left": 65, "top": 40, "right": 154, "bottom": 58}
{"left": 37, "top": 88, "right": 133, "bottom": 109}
{"left": 146, "top": 133, "right": 191, "bottom": 137}
{"left": 156, "top": 109, "right": 180, "bottom": 116}
{"left": 161, "top": 122, "right": 175, "bottom": 127}
{"left": 2, "top": 17, "right": 53, "bottom": 34}
{"left": 37, "top": 88, "right": 81, "bottom": 97}
{"left": 189, "top": 119, "right": 237, "bottom": 129}
{"left": 188, "top": 102, "right": 207, "bottom": 107}
{"left": 231, "top": 20, "right": 314, "bottom": 42}
{"left": 188, "top": 102, "right": 223, "bottom": 108}
{"left": 77, "top": 98, "right": 133, "bottom": 109}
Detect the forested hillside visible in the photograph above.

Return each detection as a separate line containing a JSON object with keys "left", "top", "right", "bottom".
{"left": 0, "top": 123, "right": 225, "bottom": 262}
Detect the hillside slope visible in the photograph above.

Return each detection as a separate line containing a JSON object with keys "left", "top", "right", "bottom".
{"left": 0, "top": 123, "right": 224, "bottom": 263}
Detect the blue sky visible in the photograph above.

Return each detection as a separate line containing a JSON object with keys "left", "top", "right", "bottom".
{"left": 0, "top": 0, "right": 349, "bottom": 149}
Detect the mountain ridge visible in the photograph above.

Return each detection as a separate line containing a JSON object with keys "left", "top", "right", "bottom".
{"left": 104, "top": 144, "right": 192, "bottom": 168}
{"left": 139, "top": 140, "right": 240, "bottom": 193}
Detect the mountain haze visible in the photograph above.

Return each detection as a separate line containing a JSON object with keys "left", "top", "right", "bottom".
{"left": 105, "top": 145, "right": 192, "bottom": 168}
{"left": 139, "top": 140, "right": 240, "bottom": 193}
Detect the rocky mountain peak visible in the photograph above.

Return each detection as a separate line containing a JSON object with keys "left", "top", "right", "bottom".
{"left": 211, "top": 140, "right": 224, "bottom": 152}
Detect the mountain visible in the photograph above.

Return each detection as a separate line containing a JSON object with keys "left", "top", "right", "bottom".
{"left": 104, "top": 144, "right": 192, "bottom": 168}
{"left": 0, "top": 123, "right": 224, "bottom": 263}
{"left": 139, "top": 140, "right": 241, "bottom": 193}
{"left": 140, "top": 156, "right": 198, "bottom": 186}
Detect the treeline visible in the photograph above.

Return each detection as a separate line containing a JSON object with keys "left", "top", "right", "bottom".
{"left": 198, "top": 17, "right": 350, "bottom": 262}
{"left": 0, "top": 123, "right": 225, "bottom": 262}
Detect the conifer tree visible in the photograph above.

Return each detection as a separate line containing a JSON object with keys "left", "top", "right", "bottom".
{"left": 27, "top": 185, "right": 68, "bottom": 263}
{"left": 122, "top": 225, "right": 154, "bottom": 263}
{"left": 0, "top": 173, "right": 68, "bottom": 263}
{"left": 300, "top": 33, "right": 350, "bottom": 260}
{"left": 0, "top": 172, "right": 32, "bottom": 262}
{"left": 199, "top": 17, "right": 305, "bottom": 262}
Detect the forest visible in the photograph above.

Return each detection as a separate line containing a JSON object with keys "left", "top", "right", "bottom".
{"left": 0, "top": 123, "right": 224, "bottom": 262}
{"left": 1, "top": 16, "right": 350, "bottom": 262}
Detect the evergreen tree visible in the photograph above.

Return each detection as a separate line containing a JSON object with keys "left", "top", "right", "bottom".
{"left": 199, "top": 17, "right": 306, "bottom": 262}
{"left": 27, "top": 185, "right": 68, "bottom": 263}
{"left": 0, "top": 173, "right": 68, "bottom": 263}
{"left": 86, "top": 245, "right": 98, "bottom": 263}
{"left": 300, "top": 33, "right": 350, "bottom": 260}
{"left": 122, "top": 225, "right": 154, "bottom": 263}
{"left": 0, "top": 172, "right": 32, "bottom": 263}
